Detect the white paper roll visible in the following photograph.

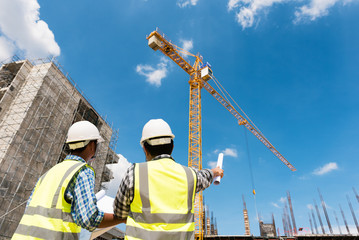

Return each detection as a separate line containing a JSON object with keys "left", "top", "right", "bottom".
{"left": 95, "top": 190, "right": 115, "bottom": 214}
{"left": 95, "top": 190, "right": 106, "bottom": 201}
{"left": 213, "top": 153, "right": 223, "bottom": 185}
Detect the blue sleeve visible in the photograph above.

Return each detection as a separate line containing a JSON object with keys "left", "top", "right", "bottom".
{"left": 71, "top": 167, "right": 104, "bottom": 232}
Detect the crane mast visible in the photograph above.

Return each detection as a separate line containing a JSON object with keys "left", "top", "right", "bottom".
{"left": 147, "top": 29, "right": 205, "bottom": 239}
{"left": 146, "top": 28, "right": 296, "bottom": 239}
{"left": 187, "top": 58, "right": 204, "bottom": 239}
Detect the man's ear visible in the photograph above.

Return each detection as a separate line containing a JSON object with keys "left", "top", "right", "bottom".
{"left": 143, "top": 146, "right": 151, "bottom": 161}
{"left": 91, "top": 141, "right": 97, "bottom": 152}
{"left": 86, "top": 141, "right": 95, "bottom": 155}
{"left": 170, "top": 143, "right": 174, "bottom": 155}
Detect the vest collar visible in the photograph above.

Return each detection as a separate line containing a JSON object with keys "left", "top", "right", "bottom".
{"left": 151, "top": 154, "right": 174, "bottom": 161}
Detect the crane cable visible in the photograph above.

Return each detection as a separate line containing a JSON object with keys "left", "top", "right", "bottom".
{"left": 210, "top": 74, "right": 265, "bottom": 137}
{"left": 243, "top": 127, "right": 259, "bottom": 223}
{"left": 209, "top": 73, "right": 261, "bottom": 222}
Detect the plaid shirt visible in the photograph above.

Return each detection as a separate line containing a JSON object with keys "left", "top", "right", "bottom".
{"left": 113, "top": 154, "right": 214, "bottom": 219}
{"left": 27, "top": 155, "right": 104, "bottom": 232}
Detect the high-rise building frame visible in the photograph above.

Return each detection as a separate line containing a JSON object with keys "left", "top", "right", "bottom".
{"left": 0, "top": 58, "right": 119, "bottom": 239}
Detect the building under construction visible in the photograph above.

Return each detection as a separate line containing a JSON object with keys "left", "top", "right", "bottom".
{"left": 0, "top": 58, "right": 119, "bottom": 239}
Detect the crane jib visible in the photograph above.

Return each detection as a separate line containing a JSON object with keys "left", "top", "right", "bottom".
{"left": 202, "top": 79, "right": 296, "bottom": 171}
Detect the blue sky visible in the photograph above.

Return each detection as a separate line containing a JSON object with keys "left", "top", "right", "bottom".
{"left": 1, "top": 0, "right": 359, "bottom": 236}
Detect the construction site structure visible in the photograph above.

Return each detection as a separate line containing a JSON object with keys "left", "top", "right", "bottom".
{"left": 211, "top": 212, "right": 215, "bottom": 235}
{"left": 314, "top": 199, "right": 326, "bottom": 234}
{"left": 339, "top": 204, "right": 350, "bottom": 234}
{"left": 282, "top": 215, "right": 288, "bottom": 237}
{"left": 0, "top": 58, "right": 119, "bottom": 239}
{"left": 272, "top": 214, "right": 277, "bottom": 237}
{"left": 242, "top": 195, "right": 251, "bottom": 235}
{"left": 206, "top": 207, "right": 211, "bottom": 236}
{"left": 346, "top": 195, "right": 359, "bottom": 233}
{"left": 284, "top": 202, "right": 294, "bottom": 236}
{"left": 204, "top": 236, "right": 359, "bottom": 240}
{"left": 146, "top": 28, "right": 296, "bottom": 240}
{"left": 353, "top": 187, "right": 359, "bottom": 203}
{"left": 259, "top": 216, "right": 276, "bottom": 237}
{"left": 287, "top": 191, "right": 297, "bottom": 235}
{"left": 203, "top": 205, "right": 220, "bottom": 237}
{"left": 311, "top": 209, "right": 319, "bottom": 235}
{"left": 333, "top": 210, "right": 342, "bottom": 235}
{"left": 214, "top": 218, "right": 218, "bottom": 235}
{"left": 308, "top": 213, "right": 314, "bottom": 235}
{"left": 318, "top": 188, "right": 333, "bottom": 234}
{"left": 203, "top": 199, "right": 220, "bottom": 237}
{"left": 203, "top": 200, "right": 207, "bottom": 236}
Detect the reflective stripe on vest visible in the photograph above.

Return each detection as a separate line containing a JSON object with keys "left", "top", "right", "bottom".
{"left": 12, "top": 160, "right": 89, "bottom": 240}
{"left": 125, "top": 158, "right": 197, "bottom": 240}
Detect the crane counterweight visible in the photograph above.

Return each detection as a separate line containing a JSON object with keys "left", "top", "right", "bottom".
{"left": 200, "top": 66, "right": 213, "bottom": 81}
{"left": 148, "top": 35, "right": 162, "bottom": 50}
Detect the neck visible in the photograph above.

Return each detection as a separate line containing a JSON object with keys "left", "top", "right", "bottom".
{"left": 71, "top": 151, "right": 90, "bottom": 162}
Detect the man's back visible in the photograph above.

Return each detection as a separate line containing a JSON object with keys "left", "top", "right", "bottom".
{"left": 126, "top": 157, "right": 196, "bottom": 240}
{"left": 114, "top": 118, "right": 223, "bottom": 240}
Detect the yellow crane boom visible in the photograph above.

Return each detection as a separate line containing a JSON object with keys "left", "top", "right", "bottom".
{"left": 201, "top": 81, "right": 296, "bottom": 171}
{"left": 146, "top": 28, "right": 296, "bottom": 239}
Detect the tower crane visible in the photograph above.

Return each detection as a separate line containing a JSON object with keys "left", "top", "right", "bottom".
{"left": 146, "top": 28, "right": 296, "bottom": 240}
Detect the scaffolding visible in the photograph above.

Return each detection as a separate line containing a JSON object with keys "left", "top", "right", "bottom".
{"left": 0, "top": 58, "right": 119, "bottom": 239}
{"left": 242, "top": 195, "right": 251, "bottom": 236}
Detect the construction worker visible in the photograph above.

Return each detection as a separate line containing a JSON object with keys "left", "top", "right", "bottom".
{"left": 113, "top": 119, "right": 224, "bottom": 239}
{"left": 12, "top": 121, "right": 126, "bottom": 240}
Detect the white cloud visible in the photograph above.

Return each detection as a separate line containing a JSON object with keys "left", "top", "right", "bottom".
{"left": 180, "top": 39, "right": 193, "bottom": 53}
{"left": 0, "top": 0, "right": 60, "bottom": 61}
{"left": 307, "top": 204, "right": 314, "bottom": 210}
{"left": 324, "top": 202, "right": 332, "bottom": 209}
{"left": 223, "top": 148, "right": 238, "bottom": 157}
{"left": 227, "top": 0, "right": 356, "bottom": 29}
{"left": 136, "top": 57, "right": 169, "bottom": 87}
{"left": 271, "top": 202, "right": 280, "bottom": 208}
{"left": 179, "top": 39, "right": 194, "bottom": 59}
{"left": 294, "top": 0, "right": 350, "bottom": 22}
{"left": 227, "top": 0, "right": 287, "bottom": 29}
{"left": 207, "top": 148, "right": 238, "bottom": 167}
{"left": 279, "top": 196, "right": 287, "bottom": 203}
{"left": 0, "top": 36, "right": 15, "bottom": 62}
{"left": 213, "top": 148, "right": 238, "bottom": 158}
{"left": 228, "top": 0, "right": 241, "bottom": 10}
{"left": 313, "top": 162, "right": 338, "bottom": 175}
{"left": 177, "top": 0, "right": 199, "bottom": 8}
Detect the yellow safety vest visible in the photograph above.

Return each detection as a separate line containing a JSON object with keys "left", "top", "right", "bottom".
{"left": 12, "top": 160, "right": 91, "bottom": 240}
{"left": 125, "top": 158, "right": 197, "bottom": 240}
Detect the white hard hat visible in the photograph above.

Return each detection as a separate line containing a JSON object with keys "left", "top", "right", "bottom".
{"left": 140, "top": 119, "right": 175, "bottom": 145}
{"left": 66, "top": 121, "right": 104, "bottom": 147}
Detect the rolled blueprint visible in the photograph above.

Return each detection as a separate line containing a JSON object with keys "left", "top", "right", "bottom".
{"left": 95, "top": 190, "right": 106, "bottom": 201}
{"left": 213, "top": 153, "right": 223, "bottom": 185}
{"left": 95, "top": 190, "right": 115, "bottom": 214}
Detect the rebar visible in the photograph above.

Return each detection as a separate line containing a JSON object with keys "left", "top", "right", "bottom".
{"left": 318, "top": 188, "right": 333, "bottom": 234}
{"left": 314, "top": 199, "right": 326, "bottom": 234}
